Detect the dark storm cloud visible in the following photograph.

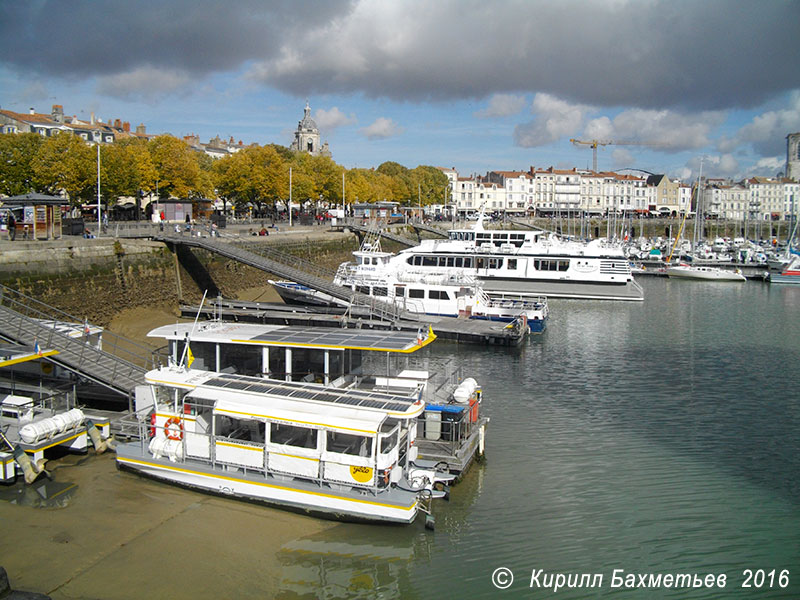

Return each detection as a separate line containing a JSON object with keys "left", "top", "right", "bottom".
{"left": 1, "top": 0, "right": 798, "bottom": 111}
{"left": 0, "top": 0, "right": 355, "bottom": 77}
{"left": 249, "top": 0, "right": 800, "bottom": 111}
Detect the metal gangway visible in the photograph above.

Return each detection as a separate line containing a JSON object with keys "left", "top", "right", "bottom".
{"left": 330, "top": 219, "right": 419, "bottom": 247}
{"left": 0, "top": 285, "right": 156, "bottom": 397}
{"left": 408, "top": 221, "right": 449, "bottom": 239}
{"left": 155, "top": 234, "right": 422, "bottom": 324}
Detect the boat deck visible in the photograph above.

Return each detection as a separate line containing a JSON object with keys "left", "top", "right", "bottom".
{"left": 180, "top": 299, "right": 528, "bottom": 346}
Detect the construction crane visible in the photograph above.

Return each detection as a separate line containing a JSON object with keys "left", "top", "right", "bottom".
{"left": 570, "top": 139, "right": 658, "bottom": 172}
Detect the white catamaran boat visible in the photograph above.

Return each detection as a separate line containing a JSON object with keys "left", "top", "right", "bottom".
{"left": 116, "top": 367, "right": 452, "bottom": 526}
{"left": 333, "top": 220, "right": 643, "bottom": 301}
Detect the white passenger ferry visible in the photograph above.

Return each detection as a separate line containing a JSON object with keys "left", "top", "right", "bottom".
{"left": 146, "top": 322, "right": 488, "bottom": 475}
{"left": 337, "top": 219, "right": 643, "bottom": 301}
{"left": 116, "top": 367, "right": 451, "bottom": 525}
{"left": 272, "top": 273, "right": 548, "bottom": 333}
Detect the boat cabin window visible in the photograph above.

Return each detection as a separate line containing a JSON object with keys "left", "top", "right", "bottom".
{"left": 533, "top": 259, "right": 570, "bottom": 272}
{"left": 174, "top": 340, "right": 216, "bottom": 370}
{"left": 409, "top": 288, "right": 425, "bottom": 299}
{"left": 219, "top": 344, "right": 262, "bottom": 375}
{"left": 288, "top": 348, "right": 326, "bottom": 382}
{"left": 326, "top": 431, "right": 373, "bottom": 457}
{"left": 488, "top": 258, "right": 503, "bottom": 269}
{"left": 373, "top": 286, "right": 388, "bottom": 297}
{"left": 215, "top": 415, "right": 265, "bottom": 443}
{"left": 269, "top": 349, "right": 286, "bottom": 379}
{"left": 508, "top": 259, "right": 517, "bottom": 270}
{"left": 357, "top": 285, "right": 371, "bottom": 295}
{"left": 270, "top": 422, "right": 318, "bottom": 450}
{"left": 428, "top": 290, "right": 450, "bottom": 300}
{"left": 394, "top": 286, "right": 405, "bottom": 297}
{"left": 379, "top": 427, "right": 399, "bottom": 454}
{"left": 422, "top": 256, "right": 437, "bottom": 267}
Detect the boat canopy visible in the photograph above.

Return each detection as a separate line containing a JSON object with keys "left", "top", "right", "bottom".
{"left": 148, "top": 322, "right": 436, "bottom": 353}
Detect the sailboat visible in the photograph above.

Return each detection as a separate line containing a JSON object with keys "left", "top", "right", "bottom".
{"left": 665, "top": 161, "right": 746, "bottom": 282}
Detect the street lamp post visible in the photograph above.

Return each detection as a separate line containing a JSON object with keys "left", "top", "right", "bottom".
{"left": 96, "top": 136, "right": 101, "bottom": 235}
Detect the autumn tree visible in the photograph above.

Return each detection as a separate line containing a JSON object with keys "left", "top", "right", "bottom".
{"left": 0, "top": 133, "right": 43, "bottom": 196}
{"left": 376, "top": 161, "right": 413, "bottom": 202}
{"left": 148, "top": 135, "right": 208, "bottom": 199}
{"left": 100, "top": 138, "right": 157, "bottom": 217}
{"left": 213, "top": 145, "right": 289, "bottom": 216}
{"left": 31, "top": 132, "right": 95, "bottom": 205}
{"left": 410, "top": 165, "right": 449, "bottom": 205}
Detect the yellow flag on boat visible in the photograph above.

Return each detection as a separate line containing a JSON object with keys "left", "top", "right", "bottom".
{"left": 186, "top": 344, "right": 195, "bottom": 369}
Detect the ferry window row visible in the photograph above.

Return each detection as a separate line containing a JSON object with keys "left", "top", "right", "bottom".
{"left": 407, "top": 255, "right": 474, "bottom": 268}
{"left": 212, "top": 415, "right": 396, "bottom": 458}
{"left": 533, "top": 259, "right": 570, "bottom": 271}
{"left": 397, "top": 288, "right": 452, "bottom": 300}
{"left": 475, "top": 232, "right": 527, "bottom": 247}
{"left": 406, "top": 254, "right": 521, "bottom": 270}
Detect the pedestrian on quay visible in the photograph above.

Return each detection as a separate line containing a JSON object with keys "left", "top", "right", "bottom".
{"left": 7, "top": 212, "right": 16, "bottom": 241}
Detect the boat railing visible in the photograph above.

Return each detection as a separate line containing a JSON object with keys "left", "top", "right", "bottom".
{"left": 1, "top": 388, "right": 77, "bottom": 429}
{"left": 125, "top": 405, "right": 410, "bottom": 498}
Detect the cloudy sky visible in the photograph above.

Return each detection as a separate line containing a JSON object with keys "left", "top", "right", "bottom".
{"left": 1, "top": 0, "right": 799, "bottom": 182}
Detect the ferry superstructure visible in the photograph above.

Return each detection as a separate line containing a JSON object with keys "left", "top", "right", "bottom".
{"left": 340, "top": 221, "right": 644, "bottom": 301}
{"left": 116, "top": 367, "right": 450, "bottom": 525}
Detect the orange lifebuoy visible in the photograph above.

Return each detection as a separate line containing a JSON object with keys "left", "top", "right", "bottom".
{"left": 164, "top": 416, "right": 183, "bottom": 441}
{"left": 149, "top": 412, "right": 156, "bottom": 438}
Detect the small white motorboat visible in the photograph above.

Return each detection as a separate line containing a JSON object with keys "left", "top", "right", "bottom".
{"left": 665, "top": 264, "right": 746, "bottom": 281}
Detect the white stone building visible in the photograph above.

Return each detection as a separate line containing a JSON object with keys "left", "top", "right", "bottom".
{"left": 786, "top": 132, "right": 800, "bottom": 182}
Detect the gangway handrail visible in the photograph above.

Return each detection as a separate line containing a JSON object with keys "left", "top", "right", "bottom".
{"left": 0, "top": 303, "right": 145, "bottom": 395}
{"left": 0, "top": 284, "right": 157, "bottom": 373}
{"left": 157, "top": 234, "right": 422, "bottom": 323}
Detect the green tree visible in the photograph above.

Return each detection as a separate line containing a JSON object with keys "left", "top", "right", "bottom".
{"left": 0, "top": 133, "right": 43, "bottom": 196}
{"left": 31, "top": 132, "right": 95, "bottom": 205}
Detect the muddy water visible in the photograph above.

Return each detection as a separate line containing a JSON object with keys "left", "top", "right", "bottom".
{"left": 0, "top": 452, "right": 335, "bottom": 599}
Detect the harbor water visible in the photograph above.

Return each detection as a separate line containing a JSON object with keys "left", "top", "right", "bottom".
{"left": 1, "top": 277, "right": 799, "bottom": 599}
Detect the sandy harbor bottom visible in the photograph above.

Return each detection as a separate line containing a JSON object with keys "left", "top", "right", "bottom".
{"left": 0, "top": 451, "right": 337, "bottom": 599}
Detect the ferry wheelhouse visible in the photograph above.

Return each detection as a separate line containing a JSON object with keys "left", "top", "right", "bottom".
{"left": 117, "top": 368, "right": 450, "bottom": 525}
{"left": 337, "top": 221, "right": 643, "bottom": 301}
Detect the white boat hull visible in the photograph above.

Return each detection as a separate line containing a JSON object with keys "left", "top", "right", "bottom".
{"left": 117, "top": 444, "right": 420, "bottom": 524}
{"left": 665, "top": 266, "right": 746, "bottom": 281}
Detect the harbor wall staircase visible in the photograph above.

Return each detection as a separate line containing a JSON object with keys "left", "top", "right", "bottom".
{"left": 0, "top": 285, "right": 155, "bottom": 397}
{"left": 155, "top": 234, "right": 423, "bottom": 325}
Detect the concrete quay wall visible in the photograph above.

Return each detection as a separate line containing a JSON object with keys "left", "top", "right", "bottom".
{"left": 0, "top": 237, "right": 165, "bottom": 278}
{"left": 0, "top": 231, "right": 358, "bottom": 328}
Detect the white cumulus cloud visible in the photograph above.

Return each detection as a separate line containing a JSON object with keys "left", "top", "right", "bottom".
{"left": 315, "top": 107, "right": 357, "bottom": 131}
{"left": 514, "top": 93, "right": 593, "bottom": 147}
{"left": 360, "top": 117, "right": 403, "bottom": 140}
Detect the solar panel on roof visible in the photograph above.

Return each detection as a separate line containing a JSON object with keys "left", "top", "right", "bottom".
{"left": 203, "top": 373, "right": 415, "bottom": 412}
